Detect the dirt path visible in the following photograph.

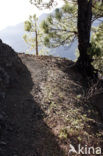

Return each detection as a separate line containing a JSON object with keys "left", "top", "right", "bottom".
{"left": 2, "top": 55, "right": 64, "bottom": 156}
{"left": 1, "top": 53, "right": 103, "bottom": 156}
{"left": 1, "top": 41, "right": 103, "bottom": 156}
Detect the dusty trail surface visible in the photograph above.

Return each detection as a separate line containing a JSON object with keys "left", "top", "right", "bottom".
{"left": 3, "top": 55, "right": 67, "bottom": 156}
{"left": 0, "top": 42, "right": 103, "bottom": 156}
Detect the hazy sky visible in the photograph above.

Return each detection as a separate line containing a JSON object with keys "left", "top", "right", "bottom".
{"left": 0, "top": 0, "right": 64, "bottom": 31}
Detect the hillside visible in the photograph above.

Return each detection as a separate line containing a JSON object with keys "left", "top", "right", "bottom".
{"left": 0, "top": 41, "right": 103, "bottom": 156}
{"left": 0, "top": 13, "right": 77, "bottom": 60}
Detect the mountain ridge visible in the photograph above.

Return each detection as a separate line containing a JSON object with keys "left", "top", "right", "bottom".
{"left": 0, "top": 13, "right": 77, "bottom": 60}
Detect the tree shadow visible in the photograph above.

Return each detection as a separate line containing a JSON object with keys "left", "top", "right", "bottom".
{"left": 0, "top": 42, "right": 65, "bottom": 156}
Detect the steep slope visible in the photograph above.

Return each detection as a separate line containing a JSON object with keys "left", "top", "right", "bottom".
{"left": 0, "top": 41, "right": 103, "bottom": 156}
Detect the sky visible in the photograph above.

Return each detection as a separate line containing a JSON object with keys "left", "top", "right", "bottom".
{"left": 0, "top": 0, "right": 64, "bottom": 31}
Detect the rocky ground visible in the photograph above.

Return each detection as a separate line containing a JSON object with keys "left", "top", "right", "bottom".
{"left": 0, "top": 40, "right": 103, "bottom": 156}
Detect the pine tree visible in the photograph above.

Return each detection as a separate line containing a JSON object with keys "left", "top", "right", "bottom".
{"left": 41, "top": 3, "right": 77, "bottom": 48}
{"left": 30, "top": 0, "right": 103, "bottom": 78}
{"left": 90, "top": 23, "right": 103, "bottom": 77}
{"left": 23, "top": 14, "right": 45, "bottom": 56}
{"left": 92, "top": 0, "right": 103, "bottom": 21}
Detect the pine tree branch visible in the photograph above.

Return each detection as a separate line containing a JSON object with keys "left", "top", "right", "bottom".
{"left": 49, "top": 28, "right": 78, "bottom": 34}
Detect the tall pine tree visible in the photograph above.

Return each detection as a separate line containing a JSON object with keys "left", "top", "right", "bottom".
{"left": 30, "top": 0, "right": 103, "bottom": 78}
{"left": 23, "top": 14, "right": 46, "bottom": 56}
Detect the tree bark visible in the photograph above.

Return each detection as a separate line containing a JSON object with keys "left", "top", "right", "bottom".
{"left": 77, "top": 0, "right": 92, "bottom": 61}
{"left": 35, "top": 31, "right": 38, "bottom": 56}
{"left": 77, "top": 0, "right": 97, "bottom": 78}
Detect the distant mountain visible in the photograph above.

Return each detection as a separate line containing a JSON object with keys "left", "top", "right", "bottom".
{"left": 0, "top": 13, "right": 102, "bottom": 61}
{"left": 0, "top": 13, "right": 77, "bottom": 60}
{"left": 0, "top": 13, "right": 48, "bottom": 52}
{"left": 0, "top": 23, "right": 27, "bottom": 52}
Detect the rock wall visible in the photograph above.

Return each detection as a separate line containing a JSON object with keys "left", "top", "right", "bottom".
{"left": 0, "top": 39, "right": 25, "bottom": 151}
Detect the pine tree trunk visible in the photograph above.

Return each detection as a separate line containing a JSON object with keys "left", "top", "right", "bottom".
{"left": 77, "top": 0, "right": 96, "bottom": 78}
{"left": 77, "top": 0, "right": 92, "bottom": 61}
{"left": 35, "top": 31, "right": 38, "bottom": 56}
